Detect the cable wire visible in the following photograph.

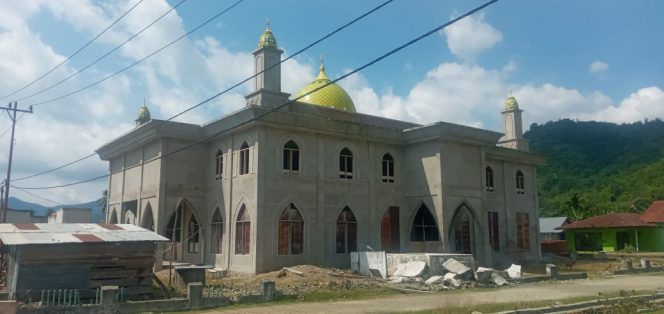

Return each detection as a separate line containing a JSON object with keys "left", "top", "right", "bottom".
{"left": 0, "top": 113, "right": 25, "bottom": 139}
{"left": 16, "top": 0, "right": 188, "bottom": 102}
{"left": 0, "top": 0, "right": 145, "bottom": 101}
{"left": 12, "top": 0, "right": 500, "bottom": 191}
{"left": 12, "top": 186, "right": 65, "bottom": 207}
{"left": 12, "top": 0, "right": 390, "bottom": 181}
{"left": 29, "top": 0, "right": 244, "bottom": 108}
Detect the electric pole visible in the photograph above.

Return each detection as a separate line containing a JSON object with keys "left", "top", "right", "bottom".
{"left": 1, "top": 101, "right": 33, "bottom": 223}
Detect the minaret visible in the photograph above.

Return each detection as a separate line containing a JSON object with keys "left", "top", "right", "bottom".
{"left": 498, "top": 93, "right": 529, "bottom": 151}
{"left": 245, "top": 19, "right": 290, "bottom": 108}
{"left": 135, "top": 100, "right": 151, "bottom": 127}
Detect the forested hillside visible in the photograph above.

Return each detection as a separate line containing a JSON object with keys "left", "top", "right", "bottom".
{"left": 524, "top": 119, "right": 664, "bottom": 219}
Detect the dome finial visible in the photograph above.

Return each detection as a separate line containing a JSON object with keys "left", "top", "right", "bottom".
{"left": 316, "top": 55, "right": 329, "bottom": 81}
{"left": 505, "top": 92, "right": 519, "bottom": 111}
{"left": 136, "top": 99, "right": 151, "bottom": 126}
{"left": 258, "top": 18, "right": 277, "bottom": 48}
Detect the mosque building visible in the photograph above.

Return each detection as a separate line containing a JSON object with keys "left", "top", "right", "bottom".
{"left": 96, "top": 24, "right": 544, "bottom": 273}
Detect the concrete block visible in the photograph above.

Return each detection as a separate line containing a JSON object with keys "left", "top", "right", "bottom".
{"left": 491, "top": 272, "right": 508, "bottom": 286}
{"left": 505, "top": 264, "right": 522, "bottom": 278}
{"left": 425, "top": 275, "right": 444, "bottom": 285}
{"left": 393, "top": 261, "right": 427, "bottom": 277}
{"left": 389, "top": 276, "right": 404, "bottom": 284}
{"left": 641, "top": 259, "right": 651, "bottom": 269}
{"left": 625, "top": 259, "right": 634, "bottom": 271}
{"left": 546, "top": 264, "right": 558, "bottom": 279}
{"left": 475, "top": 267, "right": 495, "bottom": 283}
{"left": 0, "top": 301, "right": 17, "bottom": 314}
{"left": 187, "top": 282, "right": 203, "bottom": 308}
{"left": 100, "top": 286, "right": 119, "bottom": 305}
{"left": 443, "top": 273, "right": 461, "bottom": 287}
{"left": 261, "top": 280, "right": 276, "bottom": 301}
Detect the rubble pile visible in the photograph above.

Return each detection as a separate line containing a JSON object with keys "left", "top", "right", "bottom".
{"left": 386, "top": 258, "right": 522, "bottom": 291}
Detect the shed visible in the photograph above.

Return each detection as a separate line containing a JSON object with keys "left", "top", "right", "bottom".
{"left": 539, "top": 217, "right": 570, "bottom": 240}
{"left": 0, "top": 223, "right": 168, "bottom": 301}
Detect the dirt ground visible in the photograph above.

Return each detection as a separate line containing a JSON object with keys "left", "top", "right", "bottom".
{"left": 203, "top": 273, "right": 664, "bottom": 313}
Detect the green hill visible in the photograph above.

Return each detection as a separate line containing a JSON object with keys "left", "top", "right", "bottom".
{"left": 524, "top": 119, "right": 664, "bottom": 219}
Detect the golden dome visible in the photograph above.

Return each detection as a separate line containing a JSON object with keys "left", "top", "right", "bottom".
{"left": 258, "top": 21, "right": 277, "bottom": 48}
{"left": 505, "top": 95, "right": 519, "bottom": 111}
{"left": 294, "top": 63, "right": 356, "bottom": 112}
{"left": 136, "top": 102, "right": 151, "bottom": 126}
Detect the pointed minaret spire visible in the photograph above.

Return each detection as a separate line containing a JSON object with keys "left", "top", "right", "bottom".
{"left": 245, "top": 19, "right": 290, "bottom": 107}
{"left": 498, "top": 93, "right": 528, "bottom": 151}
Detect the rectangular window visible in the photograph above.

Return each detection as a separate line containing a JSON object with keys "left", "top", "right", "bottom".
{"left": 516, "top": 212, "right": 530, "bottom": 250}
{"left": 488, "top": 211, "right": 500, "bottom": 251}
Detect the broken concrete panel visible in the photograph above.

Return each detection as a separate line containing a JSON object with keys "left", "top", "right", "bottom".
{"left": 491, "top": 272, "right": 508, "bottom": 286}
{"left": 394, "top": 261, "right": 427, "bottom": 277}
{"left": 425, "top": 275, "right": 444, "bottom": 285}
{"left": 442, "top": 258, "right": 470, "bottom": 274}
{"left": 392, "top": 263, "right": 407, "bottom": 277}
{"left": 475, "top": 267, "right": 495, "bottom": 283}
{"left": 389, "top": 276, "right": 404, "bottom": 284}
{"left": 443, "top": 273, "right": 462, "bottom": 287}
{"left": 505, "top": 264, "right": 522, "bottom": 278}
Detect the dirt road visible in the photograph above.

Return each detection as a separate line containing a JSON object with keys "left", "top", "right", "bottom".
{"left": 205, "top": 274, "right": 664, "bottom": 313}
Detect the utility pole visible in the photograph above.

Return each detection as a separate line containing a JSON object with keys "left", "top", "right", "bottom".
{"left": 1, "top": 101, "right": 33, "bottom": 223}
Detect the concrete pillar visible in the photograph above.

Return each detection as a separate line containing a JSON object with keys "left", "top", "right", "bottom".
{"left": 100, "top": 286, "right": 119, "bottom": 305}
{"left": 625, "top": 258, "right": 633, "bottom": 271}
{"left": 641, "top": 259, "right": 651, "bottom": 270}
{"left": 187, "top": 282, "right": 203, "bottom": 308}
{"left": 261, "top": 280, "right": 275, "bottom": 301}
{"left": 546, "top": 264, "right": 558, "bottom": 279}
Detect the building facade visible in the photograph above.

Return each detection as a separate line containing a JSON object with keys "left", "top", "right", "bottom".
{"left": 96, "top": 26, "right": 544, "bottom": 273}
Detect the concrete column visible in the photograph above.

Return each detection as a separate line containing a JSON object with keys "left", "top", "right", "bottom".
{"left": 641, "top": 259, "right": 651, "bottom": 270}
{"left": 546, "top": 264, "right": 558, "bottom": 279}
{"left": 262, "top": 280, "right": 275, "bottom": 301}
{"left": 625, "top": 258, "right": 633, "bottom": 271}
{"left": 100, "top": 286, "right": 119, "bottom": 305}
{"left": 187, "top": 282, "right": 203, "bottom": 308}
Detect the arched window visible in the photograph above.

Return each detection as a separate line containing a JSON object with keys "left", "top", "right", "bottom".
{"left": 278, "top": 203, "right": 304, "bottom": 255}
{"left": 283, "top": 141, "right": 300, "bottom": 174}
{"left": 187, "top": 215, "right": 200, "bottom": 253}
{"left": 235, "top": 205, "right": 250, "bottom": 255}
{"left": 109, "top": 208, "right": 119, "bottom": 224}
{"left": 339, "top": 148, "right": 353, "bottom": 179}
{"left": 516, "top": 170, "right": 525, "bottom": 194}
{"left": 142, "top": 203, "right": 154, "bottom": 231}
{"left": 336, "top": 207, "right": 357, "bottom": 253}
{"left": 165, "top": 209, "right": 182, "bottom": 241}
{"left": 485, "top": 167, "right": 494, "bottom": 191}
{"left": 211, "top": 208, "right": 223, "bottom": 254}
{"left": 410, "top": 204, "right": 439, "bottom": 242}
{"left": 215, "top": 149, "right": 223, "bottom": 180}
{"left": 239, "top": 141, "right": 250, "bottom": 175}
{"left": 381, "top": 153, "right": 395, "bottom": 183}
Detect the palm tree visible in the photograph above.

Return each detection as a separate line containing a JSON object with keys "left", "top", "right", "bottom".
{"left": 97, "top": 190, "right": 108, "bottom": 213}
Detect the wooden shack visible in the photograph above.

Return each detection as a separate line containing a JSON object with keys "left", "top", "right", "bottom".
{"left": 0, "top": 223, "right": 168, "bottom": 301}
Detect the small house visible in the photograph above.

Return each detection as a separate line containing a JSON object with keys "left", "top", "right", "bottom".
{"left": 539, "top": 217, "right": 570, "bottom": 241}
{"left": 0, "top": 223, "right": 168, "bottom": 301}
{"left": 48, "top": 207, "right": 92, "bottom": 223}
{"left": 559, "top": 213, "right": 657, "bottom": 253}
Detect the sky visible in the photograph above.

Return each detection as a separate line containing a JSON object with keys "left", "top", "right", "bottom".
{"left": 0, "top": 0, "right": 663, "bottom": 205}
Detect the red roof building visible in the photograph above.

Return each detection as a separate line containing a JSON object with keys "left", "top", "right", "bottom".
{"left": 558, "top": 213, "right": 654, "bottom": 230}
{"left": 640, "top": 200, "right": 664, "bottom": 223}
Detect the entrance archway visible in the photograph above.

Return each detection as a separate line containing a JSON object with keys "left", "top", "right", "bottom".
{"left": 448, "top": 203, "right": 480, "bottom": 255}
{"left": 380, "top": 206, "right": 400, "bottom": 252}
{"left": 163, "top": 200, "right": 201, "bottom": 263}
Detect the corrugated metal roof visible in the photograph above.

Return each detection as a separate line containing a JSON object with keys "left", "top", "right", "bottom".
{"left": 539, "top": 217, "right": 570, "bottom": 233}
{"left": 0, "top": 223, "right": 168, "bottom": 246}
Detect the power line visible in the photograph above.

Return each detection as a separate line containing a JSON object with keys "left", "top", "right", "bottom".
{"left": 12, "top": 0, "right": 500, "bottom": 191}
{"left": 28, "top": 0, "right": 244, "bottom": 108}
{"left": 16, "top": 0, "right": 189, "bottom": 102}
{"left": 12, "top": 186, "right": 65, "bottom": 207}
{"left": 12, "top": 0, "right": 391, "bottom": 181}
{"left": 0, "top": 0, "right": 145, "bottom": 101}
{"left": 0, "top": 113, "right": 25, "bottom": 139}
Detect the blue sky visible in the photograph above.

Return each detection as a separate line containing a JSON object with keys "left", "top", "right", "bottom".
{"left": 0, "top": 0, "right": 662, "bottom": 205}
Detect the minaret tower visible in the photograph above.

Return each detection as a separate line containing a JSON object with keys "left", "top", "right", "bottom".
{"left": 135, "top": 99, "right": 151, "bottom": 127}
{"left": 245, "top": 19, "right": 290, "bottom": 107}
{"left": 498, "top": 93, "right": 529, "bottom": 151}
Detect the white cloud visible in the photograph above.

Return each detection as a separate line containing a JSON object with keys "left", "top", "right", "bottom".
{"left": 442, "top": 13, "right": 503, "bottom": 62}
{"left": 576, "top": 87, "right": 664, "bottom": 123}
{"left": 589, "top": 60, "right": 609, "bottom": 76}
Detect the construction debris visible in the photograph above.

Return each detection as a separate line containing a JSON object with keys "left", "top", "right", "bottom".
{"left": 442, "top": 258, "right": 473, "bottom": 280}
{"left": 393, "top": 261, "right": 427, "bottom": 277}
{"left": 424, "top": 275, "right": 444, "bottom": 285}
{"left": 505, "top": 264, "right": 522, "bottom": 278}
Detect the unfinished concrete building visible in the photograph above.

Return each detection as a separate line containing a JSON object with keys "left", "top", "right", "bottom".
{"left": 96, "top": 24, "right": 544, "bottom": 273}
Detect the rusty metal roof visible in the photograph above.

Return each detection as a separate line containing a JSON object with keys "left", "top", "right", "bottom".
{"left": 558, "top": 213, "right": 654, "bottom": 230}
{"left": 641, "top": 200, "right": 664, "bottom": 223}
{"left": 0, "top": 223, "right": 168, "bottom": 246}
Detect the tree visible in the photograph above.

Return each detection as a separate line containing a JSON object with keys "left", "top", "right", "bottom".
{"left": 97, "top": 190, "right": 108, "bottom": 213}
